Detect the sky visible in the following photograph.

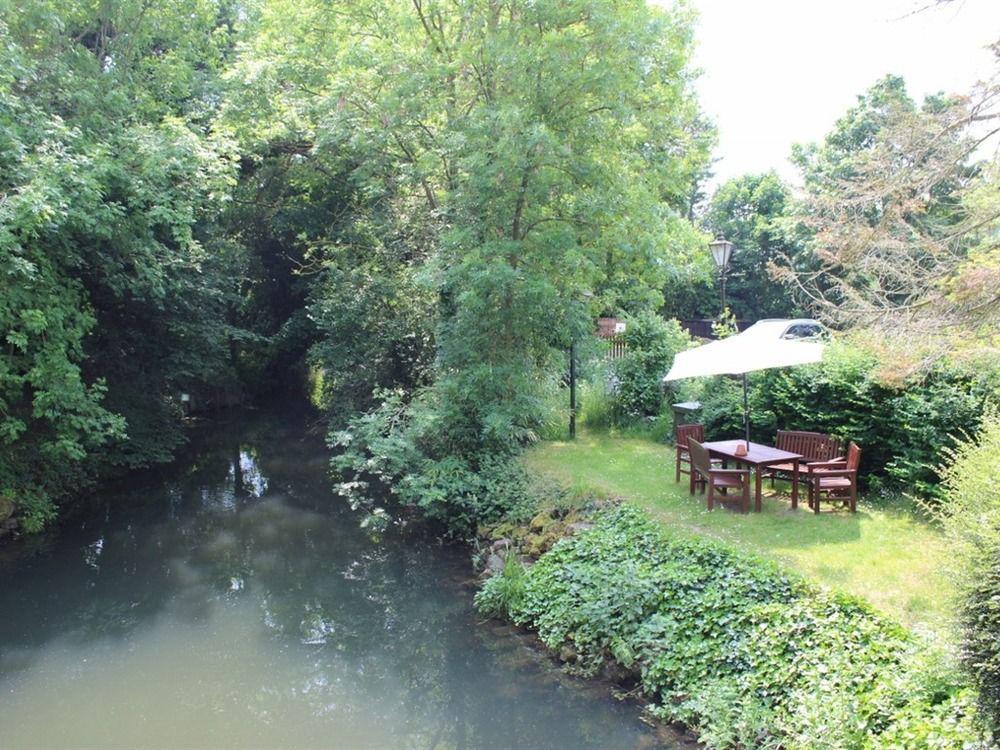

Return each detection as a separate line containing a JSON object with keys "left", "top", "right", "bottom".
{"left": 687, "top": 0, "right": 999, "bottom": 191}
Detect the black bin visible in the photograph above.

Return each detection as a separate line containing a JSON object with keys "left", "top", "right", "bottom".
{"left": 671, "top": 401, "right": 702, "bottom": 439}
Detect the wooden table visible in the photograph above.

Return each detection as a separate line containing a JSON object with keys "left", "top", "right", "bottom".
{"left": 701, "top": 440, "right": 803, "bottom": 512}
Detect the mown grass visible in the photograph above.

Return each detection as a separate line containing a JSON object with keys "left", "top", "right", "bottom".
{"left": 525, "top": 430, "right": 955, "bottom": 636}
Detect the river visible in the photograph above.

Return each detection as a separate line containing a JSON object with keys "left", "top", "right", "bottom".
{"left": 0, "top": 405, "right": 690, "bottom": 749}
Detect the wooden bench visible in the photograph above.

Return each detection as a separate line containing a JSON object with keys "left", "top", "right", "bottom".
{"left": 763, "top": 430, "right": 843, "bottom": 485}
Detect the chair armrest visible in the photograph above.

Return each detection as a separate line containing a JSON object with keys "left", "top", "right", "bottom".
{"left": 709, "top": 468, "right": 749, "bottom": 478}
{"left": 810, "top": 469, "right": 856, "bottom": 479}
{"left": 802, "top": 455, "right": 845, "bottom": 465}
{"left": 807, "top": 460, "right": 847, "bottom": 473}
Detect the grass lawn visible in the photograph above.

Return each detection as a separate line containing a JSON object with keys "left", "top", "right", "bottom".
{"left": 525, "top": 430, "right": 955, "bottom": 636}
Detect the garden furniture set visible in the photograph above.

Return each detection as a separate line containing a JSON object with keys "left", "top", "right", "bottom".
{"left": 675, "top": 424, "right": 860, "bottom": 514}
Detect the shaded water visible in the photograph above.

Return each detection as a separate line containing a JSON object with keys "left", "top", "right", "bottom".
{"left": 0, "top": 406, "right": 688, "bottom": 749}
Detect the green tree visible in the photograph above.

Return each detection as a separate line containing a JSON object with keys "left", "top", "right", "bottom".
{"left": 0, "top": 0, "right": 242, "bottom": 529}
{"left": 612, "top": 313, "right": 691, "bottom": 418}
{"left": 939, "top": 413, "right": 1000, "bottom": 735}
{"left": 233, "top": 0, "right": 714, "bottom": 457}
{"left": 397, "top": 0, "right": 713, "bottom": 455}
{"left": 220, "top": 0, "right": 443, "bottom": 411}
{"left": 780, "top": 72, "right": 1000, "bottom": 369}
{"left": 792, "top": 75, "right": 915, "bottom": 187}
{"left": 265, "top": 0, "right": 718, "bottom": 530}
{"left": 702, "top": 172, "right": 801, "bottom": 321}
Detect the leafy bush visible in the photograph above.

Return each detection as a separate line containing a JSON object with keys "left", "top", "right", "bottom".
{"left": 329, "top": 390, "right": 554, "bottom": 533}
{"left": 939, "top": 413, "right": 1000, "bottom": 735}
{"left": 479, "top": 505, "right": 981, "bottom": 749}
{"left": 695, "top": 372, "right": 777, "bottom": 441}
{"left": 611, "top": 312, "right": 692, "bottom": 418}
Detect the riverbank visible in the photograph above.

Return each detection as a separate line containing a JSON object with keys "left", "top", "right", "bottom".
{"left": 524, "top": 430, "right": 953, "bottom": 634}
{"left": 475, "top": 504, "right": 978, "bottom": 750}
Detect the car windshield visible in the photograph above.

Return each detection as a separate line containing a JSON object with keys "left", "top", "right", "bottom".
{"left": 782, "top": 323, "right": 824, "bottom": 339}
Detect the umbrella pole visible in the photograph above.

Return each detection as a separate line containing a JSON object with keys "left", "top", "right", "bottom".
{"left": 742, "top": 372, "right": 750, "bottom": 447}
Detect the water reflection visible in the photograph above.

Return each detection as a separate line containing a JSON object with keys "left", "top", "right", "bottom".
{"left": 0, "top": 407, "right": 689, "bottom": 749}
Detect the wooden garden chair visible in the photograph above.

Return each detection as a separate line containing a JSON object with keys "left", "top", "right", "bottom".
{"left": 675, "top": 423, "right": 706, "bottom": 485}
{"left": 688, "top": 438, "right": 751, "bottom": 513}
{"left": 806, "top": 442, "right": 861, "bottom": 513}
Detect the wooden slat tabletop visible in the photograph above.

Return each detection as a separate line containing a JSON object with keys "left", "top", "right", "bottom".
{"left": 701, "top": 440, "right": 803, "bottom": 465}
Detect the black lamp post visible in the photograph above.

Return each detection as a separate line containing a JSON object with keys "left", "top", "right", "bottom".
{"left": 709, "top": 236, "right": 735, "bottom": 313}
{"left": 568, "top": 291, "right": 594, "bottom": 440}
{"left": 569, "top": 339, "right": 577, "bottom": 439}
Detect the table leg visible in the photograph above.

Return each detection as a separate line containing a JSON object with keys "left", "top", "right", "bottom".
{"left": 754, "top": 466, "right": 762, "bottom": 512}
{"left": 791, "top": 459, "right": 799, "bottom": 510}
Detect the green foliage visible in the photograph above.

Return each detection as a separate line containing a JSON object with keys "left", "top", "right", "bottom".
{"left": 0, "top": 0, "right": 244, "bottom": 529}
{"left": 611, "top": 313, "right": 692, "bottom": 419}
{"left": 695, "top": 373, "right": 776, "bottom": 440}
{"left": 938, "top": 413, "right": 1000, "bottom": 735}
{"left": 710, "top": 307, "right": 740, "bottom": 339}
{"left": 689, "top": 341, "right": 995, "bottom": 497}
{"left": 475, "top": 553, "right": 528, "bottom": 620}
{"left": 481, "top": 505, "right": 980, "bottom": 749}
{"left": 242, "top": 0, "right": 718, "bottom": 525}
{"left": 578, "top": 378, "right": 616, "bottom": 431}
{"left": 793, "top": 75, "right": 915, "bottom": 188}
{"left": 309, "top": 258, "right": 435, "bottom": 416}
{"left": 702, "top": 172, "right": 802, "bottom": 321}
{"left": 329, "top": 390, "right": 556, "bottom": 533}
{"left": 786, "top": 73, "right": 999, "bottom": 356}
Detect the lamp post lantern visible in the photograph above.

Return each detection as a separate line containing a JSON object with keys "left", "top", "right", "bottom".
{"left": 708, "top": 236, "right": 735, "bottom": 313}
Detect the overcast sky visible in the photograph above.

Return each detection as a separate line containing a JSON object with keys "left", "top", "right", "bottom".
{"left": 687, "top": 0, "right": 999, "bottom": 191}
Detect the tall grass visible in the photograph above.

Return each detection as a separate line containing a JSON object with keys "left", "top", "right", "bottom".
{"left": 579, "top": 378, "right": 615, "bottom": 430}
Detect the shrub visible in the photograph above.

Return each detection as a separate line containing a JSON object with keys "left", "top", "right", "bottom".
{"left": 399, "top": 452, "right": 549, "bottom": 529}
{"left": 611, "top": 312, "right": 691, "bottom": 419}
{"left": 329, "top": 390, "right": 556, "bottom": 533}
{"left": 939, "top": 413, "right": 1000, "bottom": 735}
{"left": 475, "top": 553, "right": 528, "bottom": 619}
{"left": 480, "top": 505, "right": 980, "bottom": 749}
{"left": 693, "top": 373, "right": 777, "bottom": 441}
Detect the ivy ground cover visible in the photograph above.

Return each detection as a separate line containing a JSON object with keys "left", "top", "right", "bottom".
{"left": 477, "top": 505, "right": 976, "bottom": 749}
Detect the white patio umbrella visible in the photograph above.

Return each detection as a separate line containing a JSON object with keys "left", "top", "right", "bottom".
{"left": 662, "top": 319, "right": 826, "bottom": 445}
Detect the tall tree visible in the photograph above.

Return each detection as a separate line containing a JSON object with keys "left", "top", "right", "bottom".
{"left": 702, "top": 171, "right": 801, "bottom": 321}
{"left": 778, "top": 70, "right": 1000, "bottom": 369}
{"left": 230, "top": 0, "right": 715, "bottom": 455}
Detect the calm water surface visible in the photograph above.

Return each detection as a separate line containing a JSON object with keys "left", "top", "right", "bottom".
{"left": 0, "top": 406, "right": 689, "bottom": 749}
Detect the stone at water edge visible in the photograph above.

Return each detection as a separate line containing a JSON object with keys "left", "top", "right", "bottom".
{"left": 559, "top": 643, "right": 578, "bottom": 663}
{"left": 490, "top": 537, "right": 512, "bottom": 554}
{"left": 485, "top": 553, "right": 506, "bottom": 575}
{"left": 529, "top": 510, "right": 556, "bottom": 532}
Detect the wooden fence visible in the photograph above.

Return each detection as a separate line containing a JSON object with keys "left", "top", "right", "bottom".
{"left": 680, "top": 318, "right": 752, "bottom": 340}
{"left": 601, "top": 318, "right": 754, "bottom": 359}
{"left": 607, "top": 336, "right": 627, "bottom": 360}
